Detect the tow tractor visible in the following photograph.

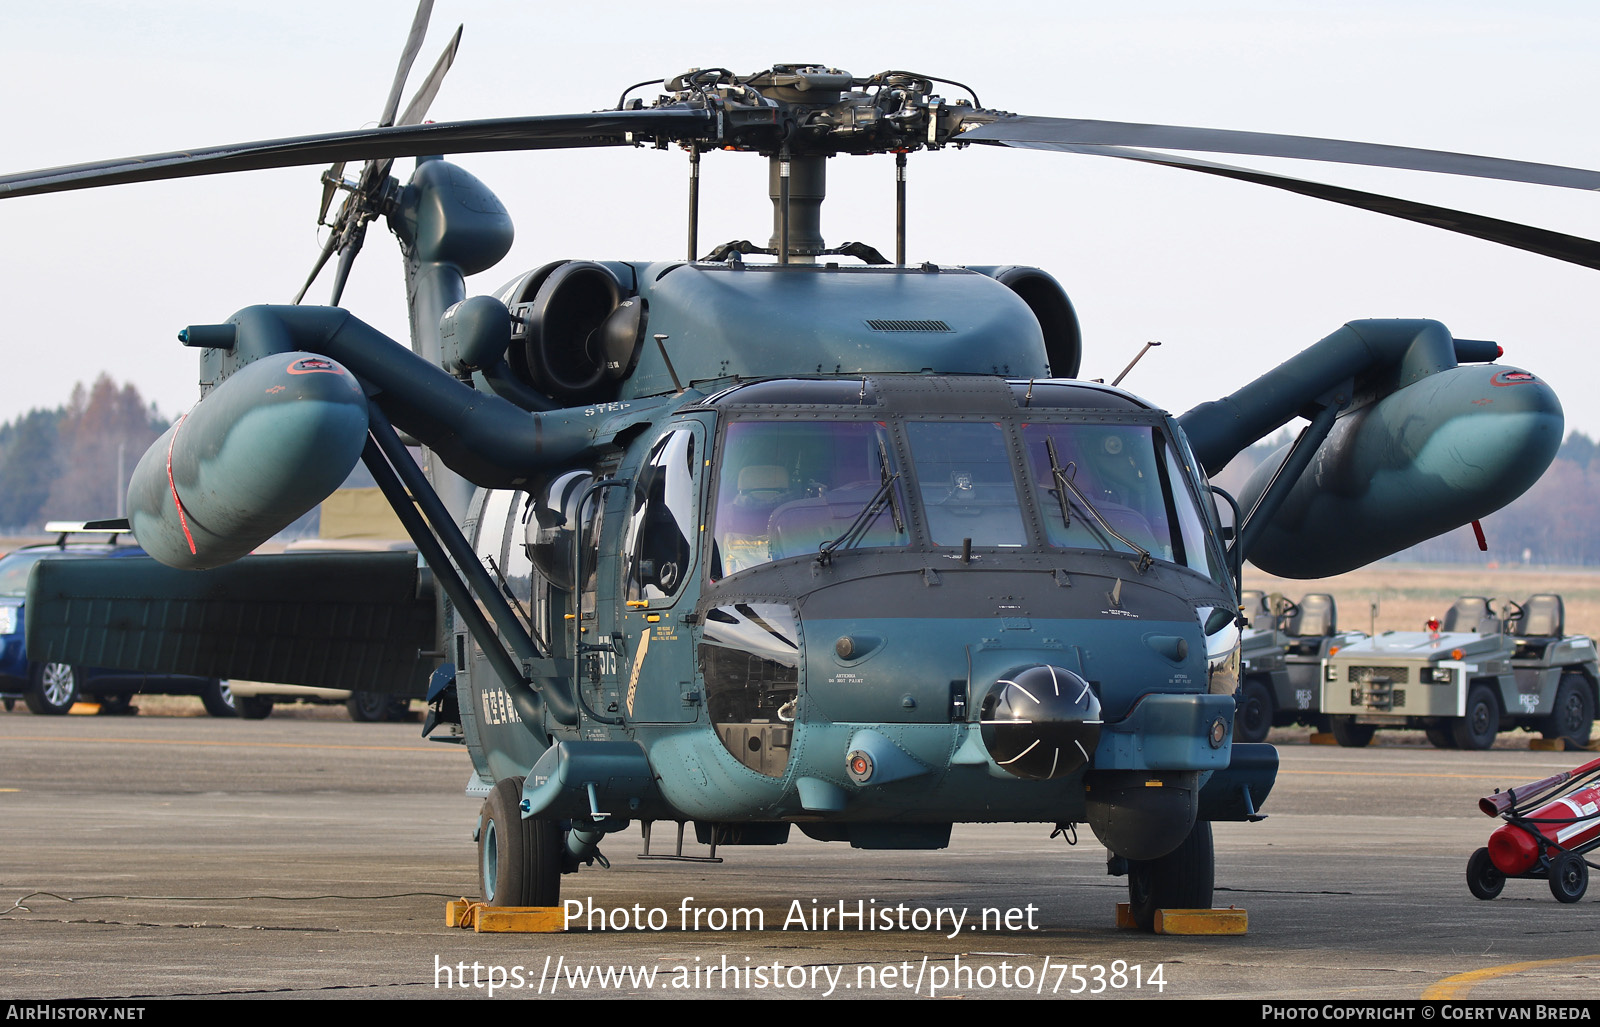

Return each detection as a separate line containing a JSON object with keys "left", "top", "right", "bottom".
{"left": 1234, "top": 590, "right": 1367, "bottom": 743}
{"left": 1321, "top": 594, "right": 1598, "bottom": 750}
{"left": 1468, "top": 755, "right": 1600, "bottom": 903}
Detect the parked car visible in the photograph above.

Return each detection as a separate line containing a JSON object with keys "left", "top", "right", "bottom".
{"left": 0, "top": 521, "right": 237, "bottom": 716}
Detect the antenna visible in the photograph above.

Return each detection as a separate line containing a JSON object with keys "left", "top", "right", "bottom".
{"left": 654, "top": 334, "right": 684, "bottom": 393}
{"left": 1111, "top": 340, "right": 1162, "bottom": 387}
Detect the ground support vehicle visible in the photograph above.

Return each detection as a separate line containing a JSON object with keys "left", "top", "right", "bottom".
{"left": 0, "top": 522, "right": 235, "bottom": 716}
{"left": 1468, "top": 755, "right": 1600, "bottom": 903}
{"left": 219, "top": 538, "right": 425, "bottom": 721}
{"left": 1233, "top": 590, "right": 1366, "bottom": 743}
{"left": 1321, "top": 595, "right": 1599, "bottom": 750}
{"left": 225, "top": 681, "right": 415, "bottom": 721}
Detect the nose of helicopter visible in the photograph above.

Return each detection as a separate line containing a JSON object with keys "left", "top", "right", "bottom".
{"left": 979, "top": 663, "right": 1102, "bottom": 780}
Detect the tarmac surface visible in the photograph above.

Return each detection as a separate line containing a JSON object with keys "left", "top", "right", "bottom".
{"left": 3, "top": 710, "right": 1599, "bottom": 1001}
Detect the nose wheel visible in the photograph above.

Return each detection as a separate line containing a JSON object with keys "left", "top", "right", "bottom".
{"left": 1125, "top": 820, "right": 1214, "bottom": 931}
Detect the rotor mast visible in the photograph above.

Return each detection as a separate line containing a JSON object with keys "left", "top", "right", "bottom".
{"left": 769, "top": 154, "right": 827, "bottom": 263}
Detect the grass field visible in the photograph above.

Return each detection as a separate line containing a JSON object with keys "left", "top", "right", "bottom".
{"left": 1245, "top": 563, "right": 1600, "bottom": 637}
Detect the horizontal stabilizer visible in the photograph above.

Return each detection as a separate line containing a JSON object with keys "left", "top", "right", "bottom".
{"left": 27, "top": 552, "right": 436, "bottom": 694}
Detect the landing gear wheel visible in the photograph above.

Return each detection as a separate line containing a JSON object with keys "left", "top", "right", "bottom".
{"left": 236, "top": 696, "right": 274, "bottom": 720}
{"left": 1234, "top": 679, "right": 1274, "bottom": 744}
{"left": 1424, "top": 724, "right": 1457, "bottom": 749}
{"left": 1452, "top": 684, "right": 1499, "bottom": 751}
{"left": 199, "top": 680, "right": 238, "bottom": 718}
{"left": 24, "top": 662, "right": 79, "bottom": 715}
{"left": 1466, "top": 847, "right": 1504, "bottom": 900}
{"left": 2, "top": 698, "right": 12, "bottom": 711}
{"left": 1126, "top": 820, "right": 1213, "bottom": 931}
{"left": 1549, "top": 853, "right": 1588, "bottom": 904}
{"left": 95, "top": 694, "right": 137, "bottom": 716}
{"left": 1330, "top": 717, "right": 1375, "bottom": 748}
{"left": 1542, "top": 675, "right": 1595, "bottom": 748}
{"left": 347, "top": 691, "right": 399, "bottom": 722}
{"left": 478, "top": 778, "right": 563, "bottom": 907}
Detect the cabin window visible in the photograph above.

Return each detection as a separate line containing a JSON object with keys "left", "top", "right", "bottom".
{"left": 710, "top": 419, "right": 908, "bottom": 578}
{"left": 470, "top": 489, "right": 517, "bottom": 646}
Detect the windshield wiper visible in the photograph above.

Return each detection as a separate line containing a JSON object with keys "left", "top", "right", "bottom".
{"left": 876, "top": 434, "right": 905, "bottom": 535}
{"left": 1045, "top": 436, "right": 1153, "bottom": 572}
{"left": 817, "top": 466, "right": 902, "bottom": 566}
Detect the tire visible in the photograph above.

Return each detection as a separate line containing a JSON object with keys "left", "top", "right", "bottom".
{"left": 94, "top": 694, "right": 137, "bottom": 716}
{"left": 1424, "top": 724, "right": 1457, "bottom": 749}
{"left": 1542, "top": 674, "right": 1595, "bottom": 748}
{"left": 478, "top": 778, "right": 563, "bottom": 907}
{"left": 1234, "top": 679, "right": 1274, "bottom": 744}
{"left": 1330, "top": 716, "right": 1375, "bottom": 748}
{"left": 236, "top": 696, "right": 274, "bottom": 720}
{"left": 24, "top": 662, "right": 79, "bottom": 715}
{"left": 199, "top": 680, "right": 239, "bottom": 718}
{"left": 1549, "top": 852, "right": 1588, "bottom": 904}
{"left": 1126, "top": 820, "right": 1213, "bottom": 931}
{"left": 1452, "top": 684, "right": 1500, "bottom": 751}
{"left": 1466, "top": 846, "right": 1504, "bottom": 900}
{"left": 347, "top": 691, "right": 393, "bottom": 722}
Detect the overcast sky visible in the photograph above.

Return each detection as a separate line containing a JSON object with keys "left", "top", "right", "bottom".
{"left": 3, "top": 1, "right": 1597, "bottom": 440}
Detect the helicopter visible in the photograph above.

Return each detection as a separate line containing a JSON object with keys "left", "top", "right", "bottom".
{"left": 0, "top": 3, "right": 1585, "bottom": 929}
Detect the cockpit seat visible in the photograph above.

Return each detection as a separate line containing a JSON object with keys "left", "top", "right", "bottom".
{"left": 1441, "top": 595, "right": 1497, "bottom": 634}
{"left": 1286, "top": 593, "right": 1336, "bottom": 637}
{"left": 1517, "top": 594, "right": 1564, "bottom": 638}
{"left": 1284, "top": 593, "right": 1336, "bottom": 655}
{"left": 1240, "top": 589, "right": 1270, "bottom": 632}
{"left": 1511, "top": 594, "right": 1564, "bottom": 658}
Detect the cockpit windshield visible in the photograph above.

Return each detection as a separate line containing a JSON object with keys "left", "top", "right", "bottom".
{"left": 710, "top": 420, "right": 909, "bottom": 578}
{"left": 904, "top": 421, "right": 1026, "bottom": 547}
{"left": 709, "top": 412, "right": 1222, "bottom": 582}
{"left": 1020, "top": 423, "right": 1216, "bottom": 577}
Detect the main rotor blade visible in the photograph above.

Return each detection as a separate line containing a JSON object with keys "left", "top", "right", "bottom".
{"left": 0, "top": 109, "right": 713, "bottom": 200}
{"left": 379, "top": 0, "right": 435, "bottom": 129}
{"left": 960, "top": 116, "right": 1600, "bottom": 192}
{"left": 1023, "top": 140, "right": 1600, "bottom": 271}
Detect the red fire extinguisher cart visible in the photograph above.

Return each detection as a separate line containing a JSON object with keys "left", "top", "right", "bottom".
{"left": 1468, "top": 755, "right": 1600, "bottom": 903}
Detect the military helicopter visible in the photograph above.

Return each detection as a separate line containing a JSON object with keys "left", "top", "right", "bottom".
{"left": 0, "top": 3, "right": 1585, "bottom": 928}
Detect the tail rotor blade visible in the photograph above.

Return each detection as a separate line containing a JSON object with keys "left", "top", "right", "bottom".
{"left": 398, "top": 25, "right": 462, "bottom": 128}
{"left": 378, "top": 0, "right": 435, "bottom": 128}
{"left": 294, "top": 231, "right": 341, "bottom": 304}
{"left": 316, "top": 161, "right": 347, "bottom": 225}
{"left": 361, "top": 24, "right": 463, "bottom": 197}
{"left": 328, "top": 222, "right": 368, "bottom": 307}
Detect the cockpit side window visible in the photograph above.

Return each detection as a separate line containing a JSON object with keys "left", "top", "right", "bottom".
{"left": 623, "top": 427, "right": 700, "bottom": 604}
{"left": 1159, "top": 441, "right": 1227, "bottom": 583}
